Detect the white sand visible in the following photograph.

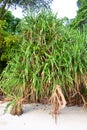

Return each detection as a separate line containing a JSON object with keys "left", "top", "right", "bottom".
{"left": 0, "top": 102, "right": 87, "bottom": 130}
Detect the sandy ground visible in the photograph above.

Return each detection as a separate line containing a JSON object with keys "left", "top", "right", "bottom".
{"left": 0, "top": 102, "right": 87, "bottom": 130}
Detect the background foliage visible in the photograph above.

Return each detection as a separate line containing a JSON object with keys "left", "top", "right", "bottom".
{"left": 0, "top": 0, "right": 53, "bottom": 19}
{"left": 71, "top": 0, "right": 87, "bottom": 30}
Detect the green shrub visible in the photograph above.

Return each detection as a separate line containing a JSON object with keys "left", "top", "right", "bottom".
{"left": 0, "top": 11, "right": 87, "bottom": 114}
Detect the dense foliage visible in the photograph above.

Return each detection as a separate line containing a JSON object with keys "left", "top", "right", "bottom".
{"left": 77, "top": 0, "right": 87, "bottom": 8}
{"left": 0, "top": 11, "right": 21, "bottom": 73}
{"left": 0, "top": 11, "right": 87, "bottom": 115}
{"left": 71, "top": 0, "right": 87, "bottom": 29}
{"left": 5, "top": 11, "right": 21, "bottom": 33}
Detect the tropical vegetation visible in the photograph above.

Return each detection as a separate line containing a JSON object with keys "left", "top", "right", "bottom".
{"left": 0, "top": 0, "right": 87, "bottom": 119}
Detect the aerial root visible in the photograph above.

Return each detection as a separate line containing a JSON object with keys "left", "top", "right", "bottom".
{"left": 49, "top": 85, "right": 66, "bottom": 122}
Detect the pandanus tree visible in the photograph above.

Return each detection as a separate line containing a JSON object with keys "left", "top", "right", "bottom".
{"left": 0, "top": 10, "right": 87, "bottom": 120}
{"left": 0, "top": 11, "right": 67, "bottom": 117}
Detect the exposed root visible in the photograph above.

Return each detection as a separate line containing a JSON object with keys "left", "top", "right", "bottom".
{"left": 76, "top": 82, "right": 87, "bottom": 108}
{"left": 10, "top": 102, "right": 23, "bottom": 116}
{"left": 49, "top": 85, "right": 66, "bottom": 122}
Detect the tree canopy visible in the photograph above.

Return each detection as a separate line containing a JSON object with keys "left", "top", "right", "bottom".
{"left": 0, "top": 0, "right": 53, "bottom": 19}
{"left": 77, "top": 0, "right": 87, "bottom": 7}
{"left": 70, "top": 0, "right": 87, "bottom": 29}
{"left": 5, "top": 11, "right": 21, "bottom": 33}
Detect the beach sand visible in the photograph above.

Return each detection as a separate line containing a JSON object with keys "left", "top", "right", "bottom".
{"left": 0, "top": 102, "right": 87, "bottom": 130}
